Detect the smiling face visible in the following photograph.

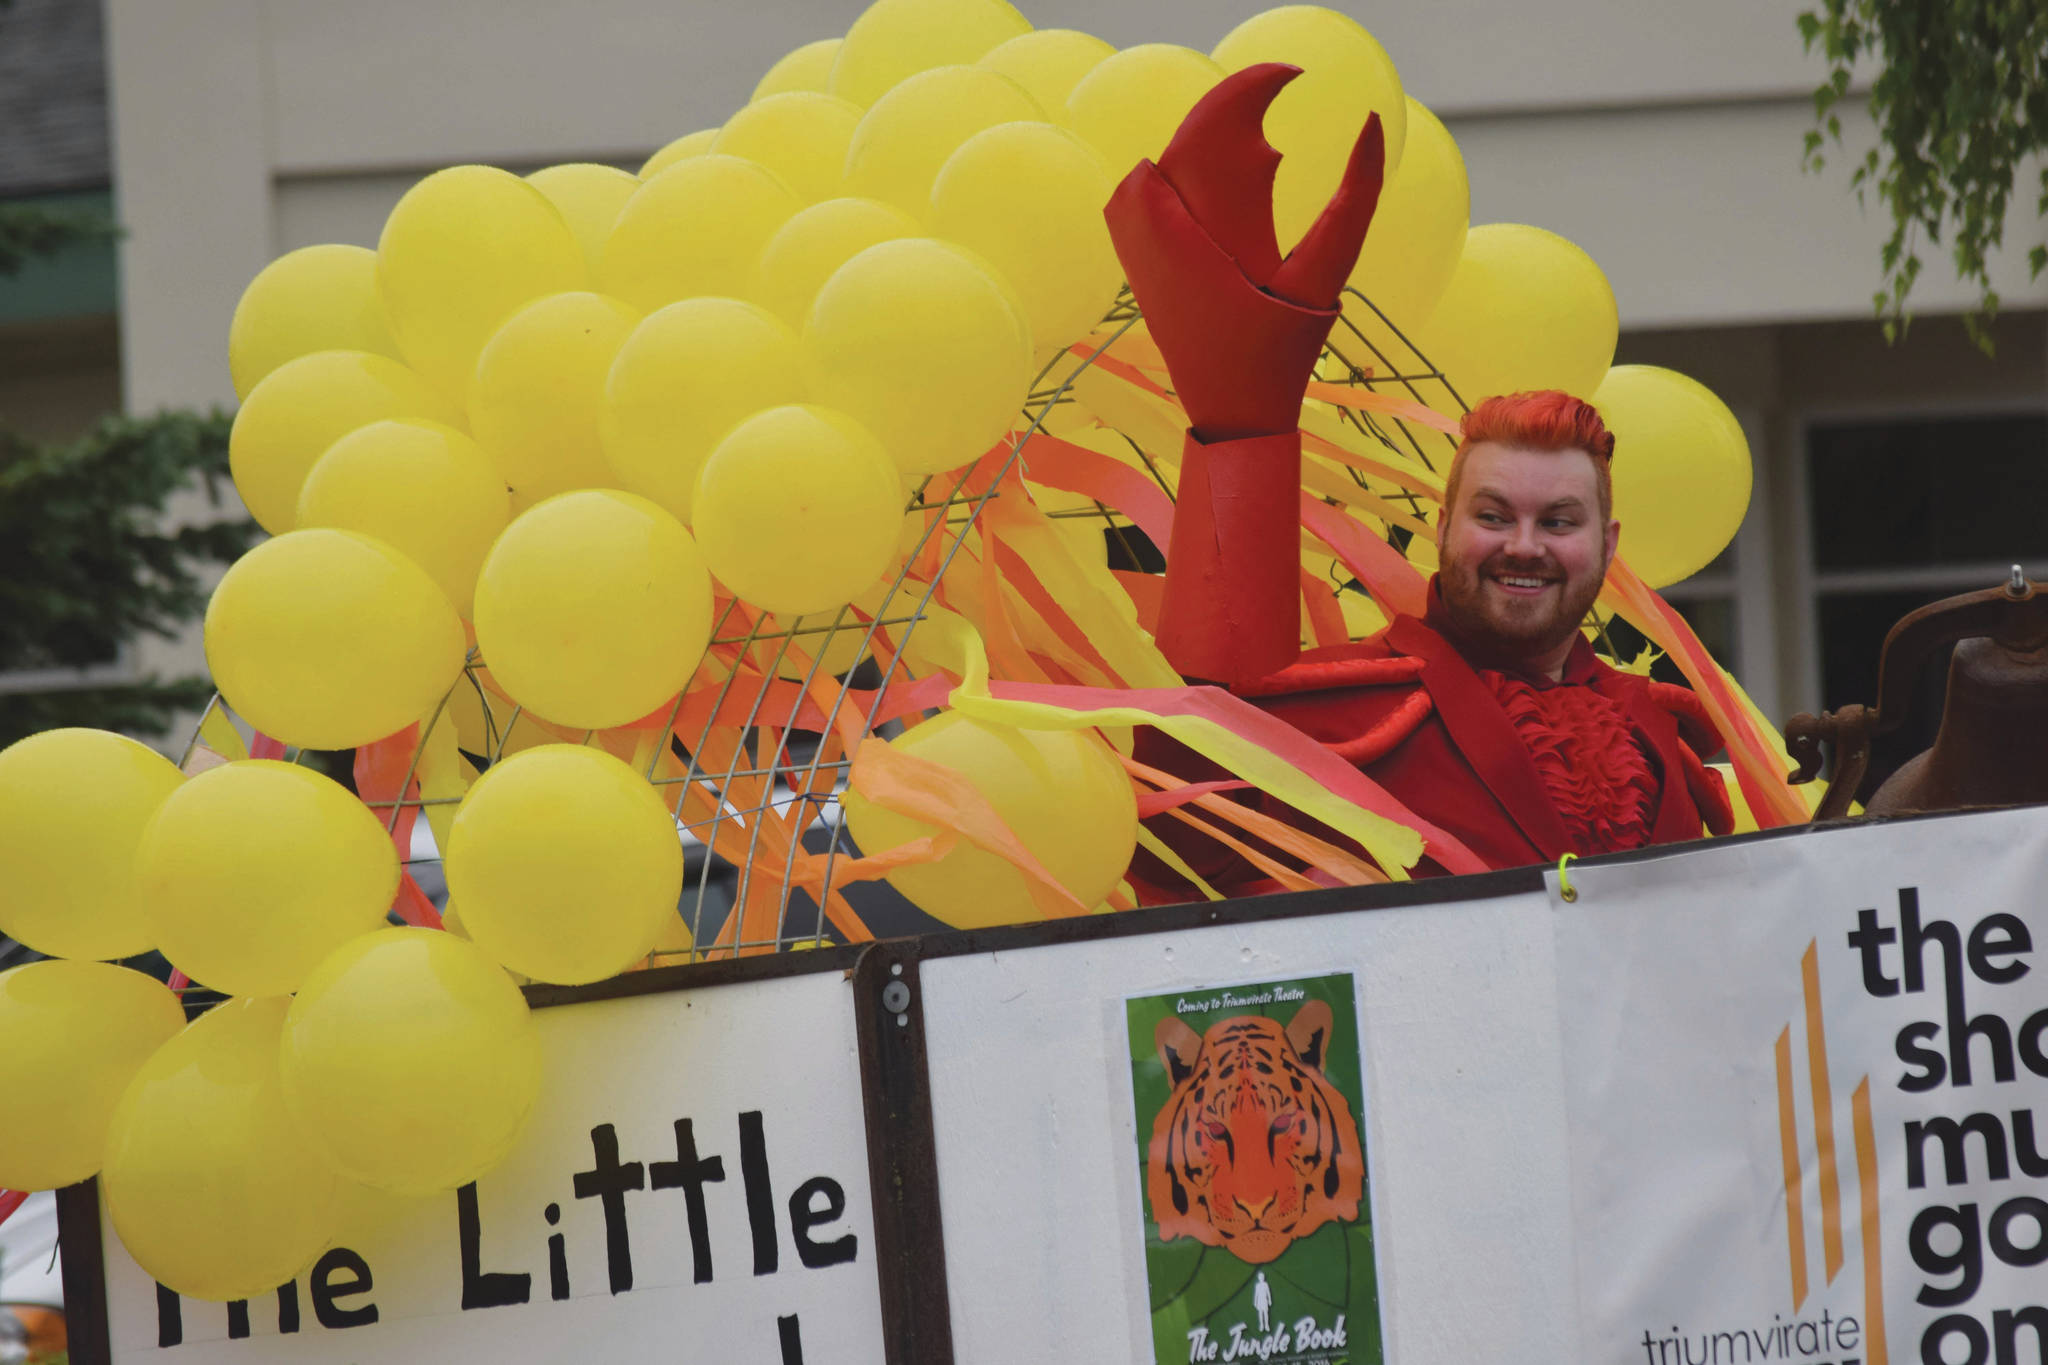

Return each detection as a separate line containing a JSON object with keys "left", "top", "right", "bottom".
{"left": 1435, "top": 441, "right": 1620, "bottom": 678}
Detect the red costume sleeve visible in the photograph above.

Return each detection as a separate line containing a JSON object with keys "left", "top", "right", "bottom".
{"left": 1102, "top": 64, "right": 1384, "bottom": 686}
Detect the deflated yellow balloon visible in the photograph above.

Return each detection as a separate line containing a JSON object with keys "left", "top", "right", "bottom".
{"left": 204, "top": 528, "right": 467, "bottom": 750}
{"left": 445, "top": 745, "right": 685, "bottom": 985}
{"left": 804, "top": 238, "right": 1033, "bottom": 474}
{"left": 601, "top": 297, "right": 807, "bottom": 523}
{"left": 639, "top": 128, "right": 717, "bottom": 179}
{"left": 842, "top": 712, "right": 1135, "bottom": 928}
{"left": 282, "top": 928, "right": 541, "bottom": 1195}
{"left": 753, "top": 196, "right": 924, "bottom": 328}
{"left": 103, "top": 997, "right": 342, "bottom": 1302}
{"left": 525, "top": 164, "right": 641, "bottom": 274}
{"left": 228, "top": 349, "right": 459, "bottom": 535}
{"left": 1593, "top": 364, "right": 1753, "bottom": 589}
{"left": 753, "top": 38, "right": 842, "bottom": 101}
{"left": 0, "top": 961, "right": 183, "bottom": 1191}
{"left": 1347, "top": 97, "right": 1468, "bottom": 339}
{"left": 714, "top": 92, "right": 863, "bottom": 204}
{"left": 297, "top": 419, "right": 510, "bottom": 615}
{"left": 228, "top": 245, "right": 402, "bottom": 400}
{"left": 694, "top": 405, "right": 905, "bottom": 615}
{"left": 1064, "top": 44, "right": 1223, "bottom": 180}
{"left": 842, "top": 65, "right": 1045, "bottom": 214}
{"left": 0, "top": 729, "right": 182, "bottom": 960}
{"left": 472, "top": 491, "right": 713, "bottom": 729}
{"left": 829, "top": 0, "right": 1032, "bottom": 108}
{"left": 377, "top": 165, "right": 586, "bottom": 404}
{"left": 930, "top": 121, "right": 1120, "bottom": 352}
{"left": 1416, "top": 223, "right": 1618, "bottom": 412}
{"left": 599, "top": 155, "right": 802, "bottom": 312}
{"left": 1211, "top": 5, "right": 1408, "bottom": 253}
{"left": 471, "top": 290, "right": 641, "bottom": 502}
{"left": 138, "top": 760, "right": 398, "bottom": 998}
{"left": 979, "top": 28, "right": 1115, "bottom": 115}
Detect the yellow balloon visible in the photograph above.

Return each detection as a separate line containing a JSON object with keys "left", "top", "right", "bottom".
{"left": 102, "top": 997, "right": 341, "bottom": 1302}
{"left": 841, "top": 65, "right": 1045, "bottom": 214}
{"left": 1210, "top": 5, "right": 1408, "bottom": 252}
{"left": 979, "top": 28, "right": 1115, "bottom": 115}
{"left": 525, "top": 163, "right": 641, "bottom": 274}
{"left": 601, "top": 297, "right": 807, "bottom": 523}
{"left": 753, "top": 196, "right": 924, "bottom": 328}
{"left": 639, "top": 128, "right": 717, "bottom": 179}
{"left": 1347, "top": 98, "right": 1468, "bottom": 339}
{"left": 376, "top": 165, "right": 586, "bottom": 404}
{"left": 0, "top": 729, "right": 182, "bottom": 960}
{"left": 228, "top": 349, "right": 460, "bottom": 535}
{"left": 444, "top": 745, "right": 685, "bottom": 984}
{"left": 599, "top": 154, "right": 802, "bottom": 313}
{"left": 754, "top": 37, "right": 842, "bottom": 101}
{"left": 204, "top": 528, "right": 467, "bottom": 750}
{"left": 694, "top": 405, "right": 905, "bottom": 615}
{"left": 828, "top": 0, "right": 1032, "bottom": 108}
{"left": 0, "top": 961, "right": 182, "bottom": 1191}
{"left": 472, "top": 490, "right": 714, "bottom": 729}
{"left": 228, "top": 245, "right": 401, "bottom": 400}
{"left": 1592, "top": 364, "right": 1753, "bottom": 589}
{"left": 714, "top": 92, "right": 863, "bottom": 204}
{"left": 471, "top": 290, "right": 641, "bottom": 502}
{"left": 139, "top": 760, "right": 398, "bottom": 997}
{"left": 929, "top": 121, "right": 1121, "bottom": 352}
{"left": 1064, "top": 44, "right": 1223, "bottom": 180}
{"left": 1415, "top": 223, "right": 1618, "bottom": 413}
{"left": 281, "top": 927, "right": 541, "bottom": 1195}
{"left": 297, "top": 419, "right": 510, "bottom": 616}
{"left": 804, "top": 237, "right": 1033, "bottom": 474}
{"left": 842, "top": 712, "right": 1135, "bottom": 928}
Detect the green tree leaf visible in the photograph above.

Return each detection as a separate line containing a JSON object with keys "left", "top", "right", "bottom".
{"left": 1797, "top": 0, "right": 2048, "bottom": 353}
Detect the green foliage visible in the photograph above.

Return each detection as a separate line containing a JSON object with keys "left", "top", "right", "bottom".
{"left": 0, "top": 201, "right": 117, "bottom": 278}
{"left": 0, "top": 412, "right": 257, "bottom": 748}
{"left": 1798, "top": 0, "right": 2048, "bottom": 352}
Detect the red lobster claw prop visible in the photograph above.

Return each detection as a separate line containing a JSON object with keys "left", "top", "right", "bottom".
{"left": 1104, "top": 63, "right": 1385, "bottom": 685}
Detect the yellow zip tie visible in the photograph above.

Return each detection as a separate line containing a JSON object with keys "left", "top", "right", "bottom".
{"left": 1557, "top": 852, "right": 1579, "bottom": 903}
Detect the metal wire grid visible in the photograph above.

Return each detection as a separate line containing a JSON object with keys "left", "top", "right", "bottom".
{"left": 177, "top": 286, "right": 1492, "bottom": 964}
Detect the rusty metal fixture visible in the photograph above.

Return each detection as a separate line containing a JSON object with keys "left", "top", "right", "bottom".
{"left": 1785, "top": 567, "right": 2048, "bottom": 820}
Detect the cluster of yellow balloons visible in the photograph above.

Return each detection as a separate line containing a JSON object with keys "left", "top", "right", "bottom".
{"left": 0, "top": 728, "right": 542, "bottom": 1301}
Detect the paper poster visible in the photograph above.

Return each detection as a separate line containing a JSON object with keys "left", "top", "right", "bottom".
{"left": 1125, "top": 973, "right": 1382, "bottom": 1365}
{"left": 1555, "top": 807, "right": 2048, "bottom": 1365}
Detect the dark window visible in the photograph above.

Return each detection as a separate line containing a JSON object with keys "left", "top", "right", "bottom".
{"left": 1808, "top": 414, "right": 2048, "bottom": 571}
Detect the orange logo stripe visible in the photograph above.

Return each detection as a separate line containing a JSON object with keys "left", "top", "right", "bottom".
{"left": 1774, "top": 1026, "right": 1811, "bottom": 1310}
{"left": 1851, "top": 1079, "right": 1889, "bottom": 1365}
{"left": 1801, "top": 941, "right": 1845, "bottom": 1283}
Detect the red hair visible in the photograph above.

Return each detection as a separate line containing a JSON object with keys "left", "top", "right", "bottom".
{"left": 1441, "top": 390, "right": 1615, "bottom": 521}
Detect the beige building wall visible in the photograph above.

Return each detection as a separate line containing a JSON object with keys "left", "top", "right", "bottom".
{"left": 102, "top": 0, "right": 2048, "bottom": 728}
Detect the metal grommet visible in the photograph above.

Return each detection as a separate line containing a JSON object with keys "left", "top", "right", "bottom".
{"left": 881, "top": 980, "right": 911, "bottom": 1013}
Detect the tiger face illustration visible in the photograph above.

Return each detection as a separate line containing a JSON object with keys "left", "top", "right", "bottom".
{"left": 1146, "top": 999, "right": 1364, "bottom": 1265}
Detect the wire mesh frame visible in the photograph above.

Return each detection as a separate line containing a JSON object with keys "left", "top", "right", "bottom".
{"left": 176, "top": 285, "right": 1619, "bottom": 966}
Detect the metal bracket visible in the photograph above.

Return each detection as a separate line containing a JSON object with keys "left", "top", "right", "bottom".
{"left": 851, "top": 941, "right": 955, "bottom": 1365}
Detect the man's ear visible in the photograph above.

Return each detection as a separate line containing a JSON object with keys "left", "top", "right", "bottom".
{"left": 1603, "top": 517, "right": 1621, "bottom": 570}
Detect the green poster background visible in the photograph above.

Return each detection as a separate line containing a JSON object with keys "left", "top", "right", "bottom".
{"left": 1125, "top": 973, "right": 1382, "bottom": 1365}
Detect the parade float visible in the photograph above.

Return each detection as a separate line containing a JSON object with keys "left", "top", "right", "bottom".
{"left": 10, "top": 3, "right": 2034, "bottom": 1363}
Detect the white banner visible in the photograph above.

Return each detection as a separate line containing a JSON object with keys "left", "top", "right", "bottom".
{"left": 99, "top": 970, "right": 883, "bottom": 1365}
{"left": 1558, "top": 807, "right": 2048, "bottom": 1365}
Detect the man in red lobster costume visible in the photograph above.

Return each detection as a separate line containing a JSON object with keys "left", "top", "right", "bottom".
{"left": 1110, "top": 65, "right": 1734, "bottom": 889}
